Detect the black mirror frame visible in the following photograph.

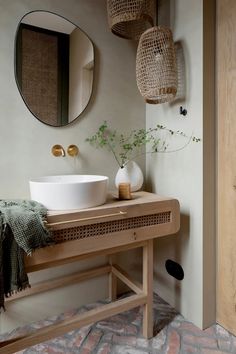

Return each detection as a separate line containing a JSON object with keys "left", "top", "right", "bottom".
{"left": 14, "top": 9, "right": 95, "bottom": 127}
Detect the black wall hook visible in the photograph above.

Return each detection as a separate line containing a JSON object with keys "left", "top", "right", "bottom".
{"left": 180, "top": 106, "right": 187, "bottom": 116}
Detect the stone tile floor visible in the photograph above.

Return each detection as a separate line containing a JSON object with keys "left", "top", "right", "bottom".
{"left": 0, "top": 293, "right": 236, "bottom": 353}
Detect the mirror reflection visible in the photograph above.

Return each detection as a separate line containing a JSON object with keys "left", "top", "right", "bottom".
{"left": 15, "top": 11, "right": 94, "bottom": 127}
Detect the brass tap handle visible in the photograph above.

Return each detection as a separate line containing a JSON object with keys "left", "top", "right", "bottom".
{"left": 67, "top": 144, "right": 79, "bottom": 157}
{"left": 51, "top": 144, "right": 65, "bottom": 157}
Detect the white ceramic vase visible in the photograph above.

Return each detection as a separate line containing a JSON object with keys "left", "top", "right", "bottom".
{"left": 115, "top": 160, "right": 144, "bottom": 192}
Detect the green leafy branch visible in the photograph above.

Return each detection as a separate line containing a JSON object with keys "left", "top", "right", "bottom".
{"left": 86, "top": 121, "right": 201, "bottom": 168}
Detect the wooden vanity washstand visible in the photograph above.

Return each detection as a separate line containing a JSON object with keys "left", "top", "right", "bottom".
{"left": 0, "top": 192, "right": 180, "bottom": 353}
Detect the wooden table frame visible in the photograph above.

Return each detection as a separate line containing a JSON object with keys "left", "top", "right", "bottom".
{"left": 0, "top": 192, "right": 180, "bottom": 354}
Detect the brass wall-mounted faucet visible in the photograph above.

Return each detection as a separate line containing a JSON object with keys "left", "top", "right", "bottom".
{"left": 51, "top": 144, "right": 79, "bottom": 157}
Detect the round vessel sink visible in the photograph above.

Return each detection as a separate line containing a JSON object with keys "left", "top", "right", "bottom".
{"left": 29, "top": 175, "right": 109, "bottom": 210}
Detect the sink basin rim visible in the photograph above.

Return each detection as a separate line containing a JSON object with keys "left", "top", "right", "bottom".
{"left": 30, "top": 175, "right": 109, "bottom": 185}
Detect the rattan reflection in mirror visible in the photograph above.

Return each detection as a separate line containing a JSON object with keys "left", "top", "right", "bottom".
{"left": 107, "top": 0, "right": 155, "bottom": 40}
{"left": 136, "top": 26, "right": 177, "bottom": 104}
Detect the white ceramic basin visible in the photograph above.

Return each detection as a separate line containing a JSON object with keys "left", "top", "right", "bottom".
{"left": 29, "top": 175, "right": 109, "bottom": 210}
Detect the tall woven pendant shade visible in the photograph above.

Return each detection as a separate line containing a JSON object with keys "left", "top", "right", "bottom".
{"left": 136, "top": 26, "right": 177, "bottom": 104}
{"left": 107, "top": 0, "right": 155, "bottom": 40}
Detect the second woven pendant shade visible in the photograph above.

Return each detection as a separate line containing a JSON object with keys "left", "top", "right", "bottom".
{"left": 107, "top": 0, "right": 155, "bottom": 40}
{"left": 136, "top": 26, "right": 177, "bottom": 104}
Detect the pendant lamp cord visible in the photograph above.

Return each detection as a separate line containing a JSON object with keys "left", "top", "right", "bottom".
{"left": 155, "top": 0, "right": 158, "bottom": 26}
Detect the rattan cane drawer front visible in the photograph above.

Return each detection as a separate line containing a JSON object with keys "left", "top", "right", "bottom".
{"left": 52, "top": 211, "right": 171, "bottom": 243}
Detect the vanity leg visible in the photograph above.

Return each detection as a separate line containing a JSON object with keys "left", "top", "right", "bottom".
{"left": 108, "top": 255, "right": 117, "bottom": 301}
{"left": 142, "top": 239, "right": 153, "bottom": 339}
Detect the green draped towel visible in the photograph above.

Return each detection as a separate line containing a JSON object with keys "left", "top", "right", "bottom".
{"left": 0, "top": 199, "right": 54, "bottom": 311}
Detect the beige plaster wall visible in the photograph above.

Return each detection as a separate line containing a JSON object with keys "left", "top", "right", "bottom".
{"left": 0, "top": 0, "right": 145, "bottom": 332}
{"left": 146, "top": 0, "right": 215, "bottom": 329}
{"left": 0, "top": 0, "right": 215, "bottom": 334}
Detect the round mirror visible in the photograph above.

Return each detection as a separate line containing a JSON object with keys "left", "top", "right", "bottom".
{"left": 15, "top": 11, "right": 94, "bottom": 127}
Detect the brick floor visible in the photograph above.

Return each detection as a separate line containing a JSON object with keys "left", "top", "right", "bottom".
{"left": 0, "top": 293, "right": 236, "bottom": 353}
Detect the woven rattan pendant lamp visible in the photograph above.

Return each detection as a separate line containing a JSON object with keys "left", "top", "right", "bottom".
{"left": 107, "top": 0, "right": 155, "bottom": 40}
{"left": 136, "top": 25, "right": 177, "bottom": 103}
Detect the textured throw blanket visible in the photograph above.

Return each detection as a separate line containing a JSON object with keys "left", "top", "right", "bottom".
{"left": 0, "top": 199, "right": 54, "bottom": 311}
